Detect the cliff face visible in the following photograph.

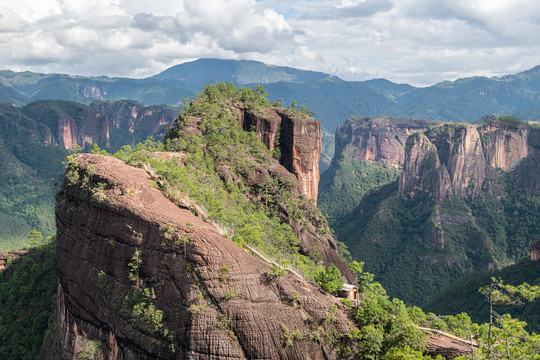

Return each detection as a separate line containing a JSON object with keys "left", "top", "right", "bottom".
{"left": 334, "top": 116, "right": 438, "bottom": 167}
{"left": 0, "top": 100, "right": 177, "bottom": 151}
{"left": 91, "top": 100, "right": 177, "bottom": 145}
{"left": 0, "top": 103, "right": 58, "bottom": 146}
{"left": 57, "top": 111, "right": 110, "bottom": 150}
{"left": 399, "top": 121, "right": 531, "bottom": 200}
{"left": 481, "top": 121, "right": 528, "bottom": 171}
{"left": 336, "top": 117, "right": 540, "bottom": 304}
{"left": 40, "top": 154, "right": 351, "bottom": 360}
{"left": 241, "top": 108, "right": 321, "bottom": 201}
{"left": 398, "top": 132, "right": 446, "bottom": 199}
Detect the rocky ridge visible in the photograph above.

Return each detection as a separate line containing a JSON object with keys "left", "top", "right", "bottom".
{"left": 40, "top": 154, "right": 351, "bottom": 359}
{"left": 173, "top": 99, "right": 352, "bottom": 282}
{"left": 399, "top": 119, "right": 534, "bottom": 200}
{"left": 334, "top": 116, "right": 540, "bottom": 304}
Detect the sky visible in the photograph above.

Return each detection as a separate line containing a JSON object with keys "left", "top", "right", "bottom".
{"left": 1, "top": 0, "right": 540, "bottom": 86}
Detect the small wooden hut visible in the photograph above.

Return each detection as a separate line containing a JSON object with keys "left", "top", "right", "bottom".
{"left": 339, "top": 284, "right": 358, "bottom": 301}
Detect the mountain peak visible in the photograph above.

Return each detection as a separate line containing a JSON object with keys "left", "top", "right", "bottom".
{"left": 149, "top": 58, "right": 340, "bottom": 89}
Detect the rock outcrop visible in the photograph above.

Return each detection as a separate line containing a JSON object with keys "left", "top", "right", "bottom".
{"left": 40, "top": 154, "right": 352, "bottom": 359}
{"left": 57, "top": 112, "right": 110, "bottom": 150}
{"left": 481, "top": 122, "right": 528, "bottom": 171}
{"left": 334, "top": 116, "right": 438, "bottom": 167}
{"left": 399, "top": 120, "right": 533, "bottom": 200}
{"left": 240, "top": 108, "right": 321, "bottom": 201}
{"left": 0, "top": 249, "right": 28, "bottom": 271}
{"left": 531, "top": 240, "right": 540, "bottom": 261}
{"left": 0, "top": 103, "right": 59, "bottom": 146}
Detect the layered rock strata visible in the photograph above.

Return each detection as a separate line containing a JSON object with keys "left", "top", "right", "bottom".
{"left": 399, "top": 121, "right": 533, "bottom": 200}
{"left": 240, "top": 108, "right": 321, "bottom": 201}
{"left": 334, "top": 116, "right": 438, "bottom": 166}
{"left": 40, "top": 154, "right": 351, "bottom": 360}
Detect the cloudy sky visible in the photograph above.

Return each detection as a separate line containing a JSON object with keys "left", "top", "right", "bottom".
{"left": 1, "top": 0, "right": 540, "bottom": 86}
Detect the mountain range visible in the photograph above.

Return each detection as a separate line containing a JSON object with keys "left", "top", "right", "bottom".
{"left": 1, "top": 62, "right": 540, "bottom": 358}
{"left": 3, "top": 59, "right": 540, "bottom": 170}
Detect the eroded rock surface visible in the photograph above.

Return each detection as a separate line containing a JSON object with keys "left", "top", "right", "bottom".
{"left": 91, "top": 100, "right": 177, "bottom": 144}
{"left": 40, "top": 154, "right": 351, "bottom": 360}
{"left": 399, "top": 121, "right": 534, "bottom": 200}
{"left": 335, "top": 116, "right": 437, "bottom": 166}
{"left": 241, "top": 108, "right": 321, "bottom": 201}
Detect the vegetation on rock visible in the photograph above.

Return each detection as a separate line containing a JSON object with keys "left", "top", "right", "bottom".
{"left": 335, "top": 117, "right": 540, "bottom": 306}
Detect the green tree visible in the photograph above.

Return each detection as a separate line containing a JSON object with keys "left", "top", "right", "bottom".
{"left": 27, "top": 230, "right": 43, "bottom": 247}
{"left": 313, "top": 264, "right": 345, "bottom": 295}
{"left": 479, "top": 278, "right": 540, "bottom": 349}
{"left": 128, "top": 250, "right": 143, "bottom": 289}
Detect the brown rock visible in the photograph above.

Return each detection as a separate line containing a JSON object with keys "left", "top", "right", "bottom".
{"left": 531, "top": 240, "right": 540, "bottom": 261}
{"left": 399, "top": 120, "right": 540, "bottom": 201}
{"left": 398, "top": 132, "right": 449, "bottom": 200}
{"left": 481, "top": 122, "right": 528, "bottom": 171}
{"left": 425, "top": 333, "right": 474, "bottom": 359}
{"left": 57, "top": 112, "right": 110, "bottom": 150}
{"left": 335, "top": 116, "right": 437, "bottom": 166}
{"left": 242, "top": 108, "right": 321, "bottom": 202}
{"left": 400, "top": 124, "right": 487, "bottom": 200}
{"left": 40, "top": 154, "right": 352, "bottom": 360}
{"left": 91, "top": 100, "right": 177, "bottom": 141}
{"left": 0, "top": 249, "right": 28, "bottom": 271}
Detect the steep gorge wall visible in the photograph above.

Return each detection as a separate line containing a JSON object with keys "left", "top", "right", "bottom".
{"left": 40, "top": 154, "right": 351, "bottom": 360}
{"left": 334, "top": 116, "right": 438, "bottom": 166}
{"left": 1, "top": 100, "right": 177, "bottom": 151}
{"left": 399, "top": 121, "right": 534, "bottom": 200}
{"left": 56, "top": 112, "right": 110, "bottom": 150}
{"left": 91, "top": 101, "right": 176, "bottom": 143}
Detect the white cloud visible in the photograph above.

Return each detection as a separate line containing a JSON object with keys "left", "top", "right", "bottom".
{"left": 0, "top": 0, "right": 540, "bottom": 85}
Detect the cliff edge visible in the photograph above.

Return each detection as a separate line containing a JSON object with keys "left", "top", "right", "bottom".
{"left": 40, "top": 154, "right": 351, "bottom": 359}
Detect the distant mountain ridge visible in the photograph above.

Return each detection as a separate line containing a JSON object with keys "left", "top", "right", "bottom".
{"left": 3, "top": 59, "right": 540, "bottom": 127}
{"left": 4, "top": 59, "right": 540, "bottom": 172}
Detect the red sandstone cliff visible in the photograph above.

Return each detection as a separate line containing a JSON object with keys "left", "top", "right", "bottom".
{"left": 57, "top": 112, "right": 110, "bottom": 150}
{"left": 90, "top": 100, "right": 177, "bottom": 142}
{"left": 40, "top": 154, "right": 352, "bottom": 359}
{"left": 334, "top": 116, "right": 438, "bottom": 167}
{"left": 240, "top": 108, "right": 321, "bottom": 201}
{"left": 1, "top": 100, "right": 177, "bottom": 151}
{"left": 399, "top": 120, "right": 532, "bottom": 200}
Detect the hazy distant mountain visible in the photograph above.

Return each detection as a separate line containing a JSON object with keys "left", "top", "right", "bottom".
{"left": 3, "top": 60, "right": 540, "bottom": 169}
{"left": 150, "top": 58, "right": 339, "bottom": 89}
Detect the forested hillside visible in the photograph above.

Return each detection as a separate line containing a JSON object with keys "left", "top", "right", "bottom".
{"left": 425, "top": 258, "right": 540, "bottom": 332}
{"left": 334, "top": 118, "right": 540, "bottom": 305}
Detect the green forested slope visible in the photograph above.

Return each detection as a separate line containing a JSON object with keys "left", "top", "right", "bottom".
{"left": 0, "top": 239, "right": 57, "bottom": 359}
{"left": 334, "top": 143, "right": 540, "bottom": 306}
{"left": 424, "top": 259, "right": 540, "bottom": 333}
{"left": 0, "top": 105, "right": 67, "bottom": 250}
{"left": 318, "top": 158, "right": 399, "bottom": 225}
